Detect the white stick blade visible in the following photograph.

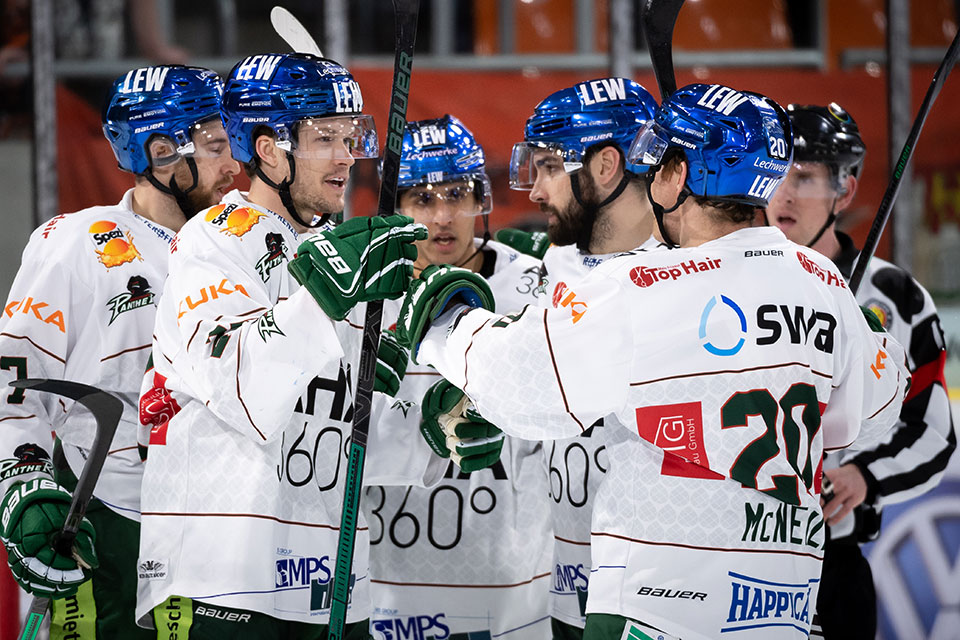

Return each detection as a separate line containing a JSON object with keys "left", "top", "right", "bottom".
{"left": 270, "top": 6, "right": 324, "bottom": 57}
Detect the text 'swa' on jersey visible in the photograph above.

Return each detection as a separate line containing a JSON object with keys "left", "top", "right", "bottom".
{"left": 366, "top": 240, "right": 553, "bottom": 639}
{"left": 136, "top": 190, "right": 444, "bottom": 626}
{"left": 0, "top": 190, "right": 173, "bottom": 517}
{"left": 825, "top": 234, "right": 956, "bottom": 539}
{"left": 536, "top": 238, "right": 663, "bottom": 628}
{"left": 419, "top": 227, "right": 908, "bottom": 639}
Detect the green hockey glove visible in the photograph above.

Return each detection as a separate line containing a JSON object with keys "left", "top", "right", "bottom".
{"left": 289, "top": 214, "right": 428, "bottom": 321}
{"left": 396, "top": 264, "right": 495, "bottom": 363}
{"left": 1, "top": 476, "right": 98, "bottom": 599}
{"left": 860, "top": 305, "right": 885, "bottom": 333}
{"left": 420, "top": 379, "right": 504, "bottom": 473}
{"left": 495, "top": 228, "right": 550, "bottom": 260}
{"left": 375, "top": 329, "right": 408, "bottom": 397}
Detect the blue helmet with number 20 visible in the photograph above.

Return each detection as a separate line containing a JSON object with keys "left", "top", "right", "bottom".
{"left": 221, "top": 53, "right": 378, "bottom": 164}
{"left": 628, "top": 83, "right": 793, "bottom": 207}
{"left": 510, "top": 77, "right": 659, "bottom": 189}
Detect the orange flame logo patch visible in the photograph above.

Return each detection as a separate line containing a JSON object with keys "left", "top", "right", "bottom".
{"left": 88, "top": 221, "right": 142, "bottom": 269}
{"left": 204, "top": 205, "right": 265, "bottom": 238}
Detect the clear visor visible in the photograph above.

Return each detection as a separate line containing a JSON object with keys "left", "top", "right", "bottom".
{"left": 149, "top": 118, "right": 230, "bottom": 168}
{"left": 508, "top": 142, "right": 582, "bottom": 190}
{"left": 626, "top": 121, "right": 670, "bottom": 167}
{"left": 286, "top": 114, "right": 379, "bottom": 160}
{"left": 774, "top": 161, "right": 838, "bottom": 203}
{"left": 398, "top": 175, "right": 492, "bottom": 217}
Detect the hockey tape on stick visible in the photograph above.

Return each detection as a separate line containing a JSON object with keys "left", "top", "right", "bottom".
{"left": 640, "top": 0, "right": 686, "bottom": 100}
{"left": 328, "top": 1, "right": 420, "bottom": 638}
{"left": 270, "top": 6, "right": 323, "bottom": 57}
{"left": 849, "top": 29, "right": 960, "bottom": 294}
{"left": 12, "top": 379, "right": 122, "bottom": 640}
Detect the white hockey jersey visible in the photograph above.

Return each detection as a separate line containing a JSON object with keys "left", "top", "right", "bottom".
{"left": 366, "top": 239, "right": 553, "bottom": 639}
{"left": 419, "top": 226, "right": 908, "bottom": 640}
{"left": 535, "top": 238, "right": 663, "bottom": 629}
{"left": 136, "top": 190, "right": 445, "bottom": 626}
{"left": 0, "top": 190, "right": 173, "bottom": 518}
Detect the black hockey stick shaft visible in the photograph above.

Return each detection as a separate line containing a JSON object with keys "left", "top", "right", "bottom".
{"left": 13, "top": 379, "right": 123, "bottom": 640}
{"left": 640, "top": 0, "right": 686, "bottom": 99}
{"left": 328, "top": 1, "right": 419, "bottom": 636}
{"left": 849, "top": 29, "right": 960, "bottom": 294}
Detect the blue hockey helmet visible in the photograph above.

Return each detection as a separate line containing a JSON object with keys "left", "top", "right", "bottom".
{"left": 396, "top": 115, "right": 492, "bottom": 215}
{"left": 509, "top": 77, "right": 659, "bottom": 190}
{"left": 628, "top": 83, "right": 793, "bottom": 208}
{"left": 102, "top": 65, "right": 224, "bottom": 175}
{"left": 221, "top": 53, "right": 378, "bottom": 165}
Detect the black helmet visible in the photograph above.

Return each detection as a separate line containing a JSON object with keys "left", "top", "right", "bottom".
{"left": 788, "top": 103, "right": 866, "bottom": 189}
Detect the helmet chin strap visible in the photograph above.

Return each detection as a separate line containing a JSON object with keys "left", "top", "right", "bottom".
{"left": 145, "top": 156, "right": 201, "bottom": 218}
{"left": 805, "top": 194, "right": 840, "bottom": 248}
{"left": 643, "top": 170, "right": 687, "bottom": 249}
{"left": 569, "top": 172, "right": 631, "bottom": 253}
{"left": 454, "top": 213, "right": 492, "bottom": 270}
{"left": 256, "top": 153, "right": 332, "bottom": 229}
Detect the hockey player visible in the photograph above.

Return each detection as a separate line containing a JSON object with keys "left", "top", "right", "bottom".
{"left": 503, "top": 77, "right": 661, "bottom": 639}
{"left": 767, "top": 103, "right": 956, "bottom": 639}
{"left": 135, "top": 53, "right": 446, "bottom": 638}
{"left": 395, "top": 84, "right": 909, "bottom": 640}
{"left": 0, "top": 66, "right": 238, "bottom": 638}
{"left": 365, "top": 114, "right": 552, "bottom": 639}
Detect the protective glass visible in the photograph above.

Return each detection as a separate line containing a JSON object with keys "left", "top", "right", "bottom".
{"left": 399, "top": 176, "right": 491, "bottom": 217}
{"left": 627, "top": 121, "right": 670, "bottom": 167}
{"left": 776, "top": 161, "right": 838, "bottom": 203}
{"left": 287, "top": 114, "right": 379, "bottom": 160}
{"left": 509, "top": 142, "right": 582, "bottom": 190}
{"left": 149, "top": 118, "right": 231, "bottom": 168}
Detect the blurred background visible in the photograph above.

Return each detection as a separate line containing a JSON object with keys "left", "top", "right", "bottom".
{"left": 0, "top": 2, "right": 958, "bottom": 639}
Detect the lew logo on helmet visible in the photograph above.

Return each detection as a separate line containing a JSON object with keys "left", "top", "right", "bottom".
{"left": 746, "top": 175, "right": 783, "bottom": 202}
{"left": 234, "top": 55, "right": 282, "bottom": 82}
{"left": 696, "top": 85, "right": 749, "bottom": 116}
{"left": 576, "top": 78, "right": 627, "bottom": 105}
{"left": 333, "top": 80, "right": 363, "bottom": 113}
{"left": 412, "top": 124, "right": 447, "bottom": 148}
{"left": 117, "top": 67, "right": 170, "bottom": 94}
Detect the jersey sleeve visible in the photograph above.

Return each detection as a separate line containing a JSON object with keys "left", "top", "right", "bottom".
{"left": 0, "top": 237, "right": 84, "bottom": 492}
{"left": 364, "top": 389, "right": 446, "bottom": 488}
{"left": 843, "top": 286, "right": 956, "bottom": 508}
{"left": 821, "top": 297, "right": 909, "bottom": 453}
{"left": 418, "top": 271, "right": 633, "bottom": 441}
{"left": 155, "top": 224, "right": 344, "bottom": 443}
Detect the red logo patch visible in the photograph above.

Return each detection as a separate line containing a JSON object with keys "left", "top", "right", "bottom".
{"left": 139, "top": 372, "right": 181, "bottom": 446}
{"left": 635, "top": 402, "right": 722, "bottom": 479}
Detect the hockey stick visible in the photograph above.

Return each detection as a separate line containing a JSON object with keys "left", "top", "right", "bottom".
{"left": 640, "top": 0, "right": 686, "bottom": 99}
{"left": 848, "top": 29, "right": 960, "bottom": 294}
{"left": 270, "top": 6, "right": 324, "bottom": 57}
{"left": 12, "top": 379, "right": 122, "bottom": 640}
{"left": 328, "top": 1, "right": 420, "bottom": 637}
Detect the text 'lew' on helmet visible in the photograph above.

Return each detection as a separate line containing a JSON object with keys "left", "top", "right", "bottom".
{"left": 628, "top": 83, "right": 794, "bottom": 208}
{"left": 509, "top": 77, "right": 659, "bottom": 190}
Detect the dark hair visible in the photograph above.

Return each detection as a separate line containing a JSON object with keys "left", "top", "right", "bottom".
{"left": 661, "top": 148, "right": 757, "bottom": 224}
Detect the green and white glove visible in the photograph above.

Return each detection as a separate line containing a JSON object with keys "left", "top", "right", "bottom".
{"left": 289, "top": 214, "right": 428, "bottom": 321}
{"left": 495, "top": 228, "right": 550, "bottom": 260}
{"left": 396, "top": 264, "right": 495, "bottom": 363}
{"left": 375, "top": 329, "right": 408, "bottom": 397}
{"left": 1, "top": 472, "right": 98, "bottom": 599}
{"left": 420, "top": 379, "right": 504, "bottom": 473}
